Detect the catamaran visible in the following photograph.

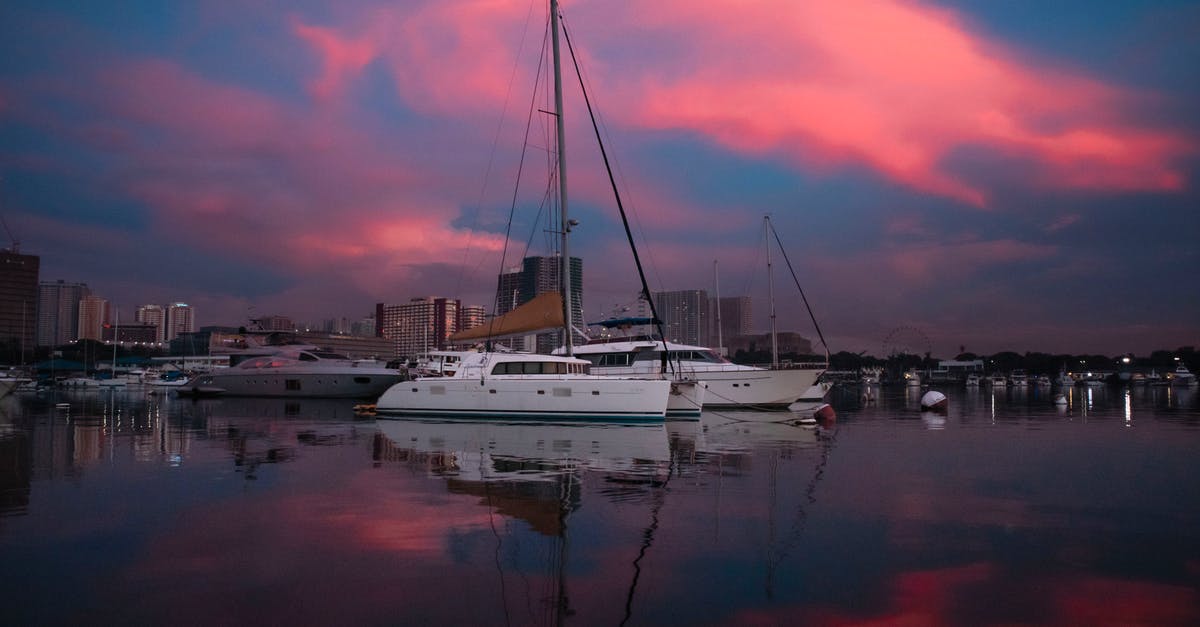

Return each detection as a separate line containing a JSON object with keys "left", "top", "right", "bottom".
{"left": 374, "top": 0, "right": 670, "bottom": 421}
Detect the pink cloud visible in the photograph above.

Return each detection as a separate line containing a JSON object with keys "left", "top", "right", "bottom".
{"left": 615, "top": 0, "right": 1190, "bottom": 205}
{"left": 291, "top": 0, "right": 1191, "bottom": 211}
{"left": 84, "top": 59, "right": 507, "bottom": 292}
{"left": 292, "top": 20, "right": 378, "bottom": 101}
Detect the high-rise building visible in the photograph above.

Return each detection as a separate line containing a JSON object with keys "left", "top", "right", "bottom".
{"left": 256, "top": 315, "right": 294, "bottom": 331}
{"left": 76, "top": 295, "right": 111, "bottom": 341}
{"left": 135, "top": 304, "right": 166, "bottom": 344}
{"left": 351, "top": 315, "right": 376, "bottom": 338}
{"left": 322, "top": 317, "right": 352, "bottom": 335}
{"left": 460, "top": 305, "right": 486, "bottom": 333}
{"left": 165, "top": 303, "right": 195, "bottom": 341}
{"left": 494, "top": 255, "right": 582, "bottom": 353}
{"left": 0, "top": 250, "right": 39, "bottom": 361}
{"left": 711, "top": 296, "right": 752, "bottom": 348}
{"left": 377, "top": 297, "right": 466, "bottom": 358}
{"left": 652, "top": 289, "right": 711, "bottom": 346}
{"left": 37, "top": 280, "right": 90, "bottom": 346}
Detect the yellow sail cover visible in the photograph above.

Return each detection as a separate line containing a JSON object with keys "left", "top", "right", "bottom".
{"left": 448, "top": 291, "right": 565, "bottom": 343}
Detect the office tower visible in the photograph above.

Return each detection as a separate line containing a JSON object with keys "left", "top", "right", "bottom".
{"left": 76, "top": 295, "right": 111, "bottom": 341}
{"left": 459, "top": 305, "right": 486, "bottom": 333}
{"left": 165, "top": 303, "right": 195, "bottom": 341}
{"left": 135, "top": 304, "right": 166, "bottom": 344}
{"left": 37, "top": 280, "right": 90, "bottom": 347}
{"left": 652, "top": 290, "right": 711, "bottom": 346}
{"left": 0, "top": 250, "right": 39, "bottom": 361}
{"left": 494, "top": 255, "right": 582, "bottom": 353}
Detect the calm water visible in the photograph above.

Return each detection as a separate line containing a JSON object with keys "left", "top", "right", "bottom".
{"left": 2, "top": 383, "right": 1199, "bottom": 626}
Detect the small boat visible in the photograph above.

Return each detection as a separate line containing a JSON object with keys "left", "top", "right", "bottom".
{"left": 1169, "top": 363, "right": 1196, "bottom": 386}
{"left": 903, "top": 368, "right": 921, "bottom": 387}
{"left": 987, "top": 374, "right": 1006, "bottom": 388}
{"left": 965, "top": 373, "right": 980, "bottom": 387}
{"left": 1009, "top": 369, "right": 1029, "bottom": 387}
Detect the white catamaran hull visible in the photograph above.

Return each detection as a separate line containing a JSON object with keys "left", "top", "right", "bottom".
{"left": 375, "top": 376, "right": 670, "bottom": 422}
{"left": 667, "top": 380, "right": 706, "bottom": 418}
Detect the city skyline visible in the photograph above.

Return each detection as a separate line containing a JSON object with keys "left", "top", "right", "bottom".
{"left": 2, "top": 0, "right": 1196, "bottom": 356}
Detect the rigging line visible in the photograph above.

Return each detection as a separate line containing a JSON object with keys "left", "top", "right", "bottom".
{"left": 764, "top": 425, "right": 839, "bottom": 596}
{"left": 560, "top": 19, "right": 671, "bottom": 371}
{"left": 485, "top": 478, "right": 514, "bottom": 627}
{"left": 768, "top": 218, "right": 831, "bottom": 361}
{"left": 561, "top": 13, "right": 666, "bottom": 294}
{"left": 620, "top": 461, "right": 673, "bottom": 627}
{"left": 494, "top": 14, "right": 553, "bottom": 316}
{"left": 458, "top": 0, "right": 541, "bottom": 302}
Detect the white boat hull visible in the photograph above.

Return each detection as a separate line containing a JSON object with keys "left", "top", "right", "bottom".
{"left": 693, "top": 367, "right": 824, "bottom": 409}
{"left": 179, "top": 369, "right": 400, "bottom": 398}
{"left": 667, "top": 380, "right": 705, "bottom": 418}
{"left": 375, "top": 376, "right": 670, "bottom": 422}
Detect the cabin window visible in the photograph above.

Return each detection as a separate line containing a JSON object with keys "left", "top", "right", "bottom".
{"left": 354, "top": 377, "right": 370, "bottom": 384}
{"left": 598, "top": 353, "right": 632, "bottom": 367}
{"left": 537, "top": 390, "right": 545, "bottom": 395}
{"left": 592, "top": 390, "right": 600, "bottom": 395}
{"left": 489, "top": 389, "right": 496, "bottom": 394}
{"left": 524, "top": 362, "right": 542, "bottom": 375}
{"left": 298, "top": 352, "right": 319, "bottom": 362}
{"left": 286, "top": 380, "right": 301, "bottom": 390}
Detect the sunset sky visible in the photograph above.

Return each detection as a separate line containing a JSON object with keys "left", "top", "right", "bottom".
{"left": 1, "top": 0, "right": 1196, "bottom": 356}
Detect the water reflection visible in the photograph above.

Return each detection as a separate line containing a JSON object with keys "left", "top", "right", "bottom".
{"left": 1, "top": 385, "right": 1198, "bottom": 625}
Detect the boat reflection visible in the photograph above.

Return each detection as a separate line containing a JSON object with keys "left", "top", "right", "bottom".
{"left": 373, "top": 417, "right": 670, "bottom": 484}
{"left": 372, "top": 416, "right": 671, "bottom": 624}
{"left": 696, "top": 411, "right": 822, "bottom": 453}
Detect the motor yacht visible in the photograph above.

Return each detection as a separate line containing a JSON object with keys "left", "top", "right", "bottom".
{"left": 176, "top": 349, "right": 401, "bottom": 398}
{"left": 563, "top": 337, "right": 822, "bottom": 412}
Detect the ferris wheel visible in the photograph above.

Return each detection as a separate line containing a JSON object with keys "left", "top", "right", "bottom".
{"left": 882, "top": 326, "right": 931, "bottom": 359}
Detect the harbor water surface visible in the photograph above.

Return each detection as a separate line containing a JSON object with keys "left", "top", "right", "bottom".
{"left": 2, "top": 384, "right": 1198, "bottom": 625}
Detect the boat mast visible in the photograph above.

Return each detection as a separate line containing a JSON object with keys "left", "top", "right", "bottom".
{"left": 551, "top": 0, "right": 573, "bottom": 356}
{"left": 713, "top": 260, "right": 724, "bottom": 355}
{"left": 112, "top": 308, "right": 119, "bottom": 379}
{"left": 764, "top": 216, "right": 778, "bottom": 369}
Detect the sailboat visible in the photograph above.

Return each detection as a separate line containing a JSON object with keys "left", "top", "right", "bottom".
{"left": 373, "top": 0, "right": 670, "bottom": 422}
{"left": 570, "top": 217, "right": 827, "bottom": 411}
{"left": 98, "top": 310, "right": 127, "bottom": 388}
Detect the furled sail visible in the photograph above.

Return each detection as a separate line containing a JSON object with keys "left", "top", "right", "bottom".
{"left": 449, "top": 291, "right": 565, "bottom": 343}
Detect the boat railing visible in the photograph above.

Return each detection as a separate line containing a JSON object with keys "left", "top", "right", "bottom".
{"left": 740, "top": 361, "right": 829, "bottom": 371}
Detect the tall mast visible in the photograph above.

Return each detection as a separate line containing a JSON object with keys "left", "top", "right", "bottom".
{"left": 764, "top": 216, "right": 778, "bottom": 369}
{"left": 551, "top": 0, "right": 573, "bottom": 356}
{"left": 713, "top": 260, "right": 723, "bottom": 355}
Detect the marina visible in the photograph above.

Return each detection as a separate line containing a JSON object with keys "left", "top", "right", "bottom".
{"left": 2, "top": 383, "right": 1198, "bottom": 624}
